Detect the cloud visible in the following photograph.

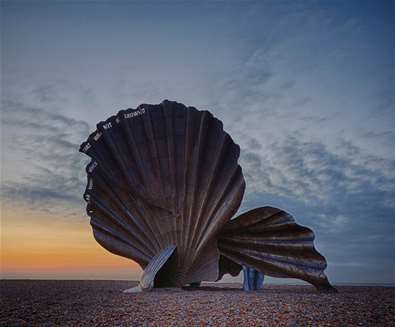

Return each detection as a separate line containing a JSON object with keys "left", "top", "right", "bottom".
{"left": 240, "top": 133, "right": 395, "bottom": 212}
{"left": 237, "top": 132, "right": 395, "bottom": 281}
{"left": 1, "top": 101, "right": 90, "bottom": 217}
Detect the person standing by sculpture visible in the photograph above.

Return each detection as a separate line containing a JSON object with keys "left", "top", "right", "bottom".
{"left": 242, "top": 266, "right": 265, "bottom": 291}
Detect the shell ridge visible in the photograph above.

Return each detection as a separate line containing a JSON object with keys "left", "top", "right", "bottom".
{"left": 91, "top": 217, "right": 152, "bottom": 261}
{"left": 92, "top": 222, "right": 150, "bottom": 266}
{"left": 180, "top": 106, "right": 205, "bottom": 276}
{"left": 143, "top": 106, "right": 179, "bottom": 258}
{"left": 87, "top": 166, "right": 162, "bottom": 253}
{"left": 131, "top": 204, "right": 163, "bottom": 252}
{"left": 183, "top": 111, "right": 211, "bottom": 263}
{"left": 225, "top": 207, "right": 282, "bottom": 230}
{"left": 84, "top": 132, "right": 126, "bottom": 192}
{"left": 117, "top": 111, "right": 151, "bottom": 201}
{"left": 189, "top": 168, "right": 244, "bottom": 276}
{"left": 244, "top": 221, "right": 309, "bottom": 235}
{"left": 154, "top": 106, "right": 181, "bottom": 247}
{"left": 197, "top": 177, "right": 245, "bottom": 261}
{"left": 178, "top": 106, "right": 194, "bottom": 270}
{"left": 194, "top": 184, "right": 244, "bottom": 273}
{"left": 91, "top": 193, "right": 158, "bottom": 257}
{"left": 102, "top": 179, "right": 166, "bottom": 254}
{"left": 194, "top": 164, "right": 243, "bottom": 255}
{"left": 172, "top": 103, "right": 188, "bottom": 212}
{"left": 223, "top": 208, "right": 298, "bottom": 234}
{"left": 125, "top": 108, "right": 166, "bottom": 249}
{"left": 143, "top": 106, "right": 167, "bottom": 206}
{"left": 161, "top": 102, "right": 180, "bottom": 252}
{"left": 225, "top": 247, "right": 326, "bottom": 271}
{"left": 106, "top": 114, "right": 149, "bottom": 197}
{"left": 142, "top": 107, "right": 171, "bottom": 248}
{"left": 98, "top": 121, "right": 141, "bottom": 197}
{"left": 196, "top": 133, "right": 241, "bottom": 233}
{"left": 89, "top": 194, "right": 155, "bottom": 258}
{"left": 219, "top": 237, "right": 320, "bottom": 256}
{"left": 221, "top": 233, "right": 314, "bottom": 244}
{"left": 122, "top": 106, "right": 161, "bottom": 208}
{"left": 151, "top": 105, "right": 178, "bottom": 247}
{"left": 187, "top": 131, "right": 229, "bottom": 255}
{"left": 133, "top": 201, "right": 173, "bottom": 252}
{"left": 227, "top": 210, "right": 289, "bottom": 232}
{"left": 97, "top": 117, "right": 149, "bottom": 197}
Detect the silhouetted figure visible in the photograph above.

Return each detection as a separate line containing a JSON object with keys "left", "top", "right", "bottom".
{"left": 243, "top": 266, "right": 264, "bottom": 291}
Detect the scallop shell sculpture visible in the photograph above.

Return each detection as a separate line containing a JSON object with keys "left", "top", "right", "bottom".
{"left": 80, "top": 100, "right": 336, "bottom": 292}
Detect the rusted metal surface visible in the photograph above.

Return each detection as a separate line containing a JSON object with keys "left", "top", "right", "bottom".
{"left": 80, "top": 100, "right": 336, "bottom": 292}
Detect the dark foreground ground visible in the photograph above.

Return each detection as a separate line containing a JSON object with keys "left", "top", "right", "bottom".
{"left": 1, "top": 280, "right": 394, "bottom": 327}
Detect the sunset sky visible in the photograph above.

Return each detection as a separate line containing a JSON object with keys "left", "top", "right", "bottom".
{"left": 1, "top": 1, "right": 394, "bottom": 284}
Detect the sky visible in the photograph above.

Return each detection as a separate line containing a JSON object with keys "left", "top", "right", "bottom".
{"left": 1, "top": 1, "right": 394, "bottom": 284}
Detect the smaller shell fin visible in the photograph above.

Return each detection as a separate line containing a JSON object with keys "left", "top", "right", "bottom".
{"left": 218, "top": 206, "right": 337, "bottom": 292}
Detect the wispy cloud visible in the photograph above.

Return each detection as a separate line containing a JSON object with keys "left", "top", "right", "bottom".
{"left": 1, "top": 101, "right": 90, "bottom": 217}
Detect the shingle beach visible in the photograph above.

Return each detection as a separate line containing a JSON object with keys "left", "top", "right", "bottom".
{"left": 1, "top": 280, "right": 394, "bottom": 326}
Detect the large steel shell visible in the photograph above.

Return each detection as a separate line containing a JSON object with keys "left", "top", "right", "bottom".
{"left": 80, "top": 100, "right": 245, "bottom": 287}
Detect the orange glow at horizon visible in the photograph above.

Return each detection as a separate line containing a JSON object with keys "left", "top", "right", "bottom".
{"left": 1, "top": 205, "right": 142, "bottom": 279}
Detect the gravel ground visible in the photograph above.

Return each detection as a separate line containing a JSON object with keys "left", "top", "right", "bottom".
{"left": 1, "top": 280, "right": 394, "bottom": 327}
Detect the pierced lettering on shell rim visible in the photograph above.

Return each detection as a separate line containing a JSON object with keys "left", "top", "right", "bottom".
{"left": 88, "top": 161, "right": 98, "bottom": 173}
{"left": 82, "top": 142, "right": 91, "bottom": 153}
{"left": 93, "top": 132, "right": 102, "bottom": 141}
{"left": 124, "top": 108, "right": 146, "bottom": 119}
{"left": 103, "top": 122, "right": 112, "bottom": 130}
{"left": 88, "top": 178, "right": 94, "bottom": 190}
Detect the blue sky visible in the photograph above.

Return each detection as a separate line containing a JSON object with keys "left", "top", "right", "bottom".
{"left": 1, "top": 1, "right": 395, "bottom": 283}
